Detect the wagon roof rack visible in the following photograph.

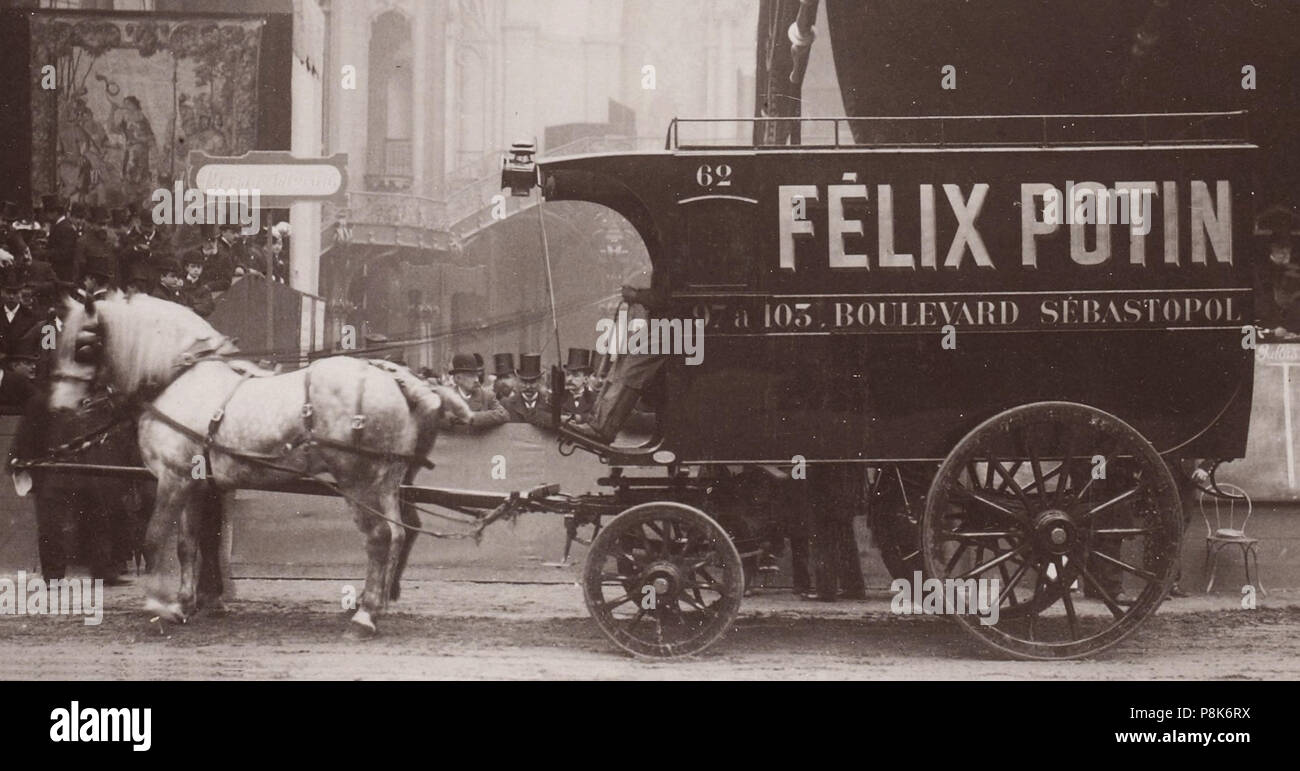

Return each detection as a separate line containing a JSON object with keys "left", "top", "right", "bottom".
{"left": 665, "top": 111, "right": 1252, "bottom": 151}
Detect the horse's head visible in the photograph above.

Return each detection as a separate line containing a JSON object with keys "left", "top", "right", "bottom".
{"left": 50, "top": 291, "right": 226, "bottom": 412}
{"left": 49, "top": 294, "right": 104, "bottom": 412}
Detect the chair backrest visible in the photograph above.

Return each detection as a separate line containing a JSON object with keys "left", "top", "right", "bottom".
{"left": 1198, "top": 483, "right": 1253, "bottom": 536}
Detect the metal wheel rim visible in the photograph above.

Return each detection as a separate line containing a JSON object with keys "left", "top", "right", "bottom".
{"left": 582, "top": 502, "right": 744, "bottom": 658}
{"left": 921, "top": 402, "right": 1182, "bottom": 660}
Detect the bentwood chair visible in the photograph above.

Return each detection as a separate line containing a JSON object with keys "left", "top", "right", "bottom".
{"left": 1199, "top": 483, "right": 1265, "bottom": 595}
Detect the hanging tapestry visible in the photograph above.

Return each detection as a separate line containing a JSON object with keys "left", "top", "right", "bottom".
{"left": 30, "top": 14, "right": 265, "bottom": 210}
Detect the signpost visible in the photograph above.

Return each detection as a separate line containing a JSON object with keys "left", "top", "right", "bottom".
{"left": 186, "top": 151, "right": 348, "bottom": 350}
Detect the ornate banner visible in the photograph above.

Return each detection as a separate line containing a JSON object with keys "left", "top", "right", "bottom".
{"left": 30, "top": 14, "right": 265, "bottom": 210}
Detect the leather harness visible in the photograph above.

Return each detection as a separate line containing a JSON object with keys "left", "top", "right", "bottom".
{"left": 141, "top": 343, "right": 435, "bottom": 476}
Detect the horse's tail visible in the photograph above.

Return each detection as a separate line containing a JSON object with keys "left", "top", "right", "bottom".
{"left": 366, "top": 361, "right": 471, "bottom": 462}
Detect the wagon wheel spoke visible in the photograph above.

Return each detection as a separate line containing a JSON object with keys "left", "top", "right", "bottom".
{"left": 956, "top": 542, "right": 1029, "bottom": 580}
{"left": 989, "top": 460, "right": 1035, "bottom": 512}
{"left": 997, "top": 558, "right": 1031, "bottom": 607}
{"left": 1092, "top": 527, "right": 1156, "bottom": 537}
{"left": 1054, "top": 557, "right": 1081, "bottom": 640}
{"left": 995, "top": 460, "right": 1024, "bottom": 493}
{"left": 1075, "top": 563, "right": 1127, "bottom": 619}
{"left": 1051, "top": 423, "right": 1077, "bottom": 508}
{"left": 1017, "top": 426, "right": 1049, "bottom": 509}
{"left": 599, "top": 594, "right": 633, "bottom": 612}
{"left": 954, "top": 487, "right": 1029, "bottom": 526}
{"left": 1090, "top": 549, "right": 1157, "bottom": 583}
{"left": 1078, "top": 485, "right": 1140, "bottom": 522}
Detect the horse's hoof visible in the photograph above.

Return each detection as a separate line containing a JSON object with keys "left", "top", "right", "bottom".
{"left": 344, "top": 620, "right": 378, "bottom": 641}
{"left": 345, "top": 609, "right": 378, "bottom": 640}
{"left": 197, "top": 596, "right": 229, "bottom": 616}
{"left": 144, "top": 596, "right": 187, "bottom": 624}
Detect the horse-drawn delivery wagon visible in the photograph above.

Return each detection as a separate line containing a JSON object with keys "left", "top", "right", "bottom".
{"left": 13, "top": 111, "right": 1258, "bottom": 663}
{"left": 518, "top": 110, "right": 1260, "bottom": 660}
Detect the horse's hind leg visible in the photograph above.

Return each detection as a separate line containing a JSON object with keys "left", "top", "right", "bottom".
{"left": 175, "top": 490, "right": 203, "bottom": 619}
{"left": 347, "top": 501, "right": 393, "bottom": 638}
{"left": 380, "top": 489, "right": 407, "bottom": 610}
{"left": 389, "top": 468, "right": 420, "bottom": 602}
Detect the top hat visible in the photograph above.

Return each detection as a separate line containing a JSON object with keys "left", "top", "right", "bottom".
{"left": 1, "top": 270, "right": 24, "bottom": 291}
{"left": 70, "top": 202, "right": 89, "bottom": 220}
{"left": 515, "top": 353, "right": 543, "bottom": 381}
{"left": 4, "top": 332, "right": 41, "bottom": 363}
{"left": 492, "top": 352, "right": 515, "bottom": 377}
{"left": 41, "top": 195, "right": 63, "bottom": 214}
{"left": 449, "top": 352, "right": 479, "bottom": 374}
{"left": 564, "top": 347, "right": 594, "bottom": 373}
{"left": 89, "top": 205, "right": 109, "bottom": 224}
{"left": 80, "top": 239, "right": 116, "bottom": 279}
{"left": 155, "top": 256, "right": 183, "bottom": 277}
{"left": 125, "top": 259, "right": 155, "bottom": 285}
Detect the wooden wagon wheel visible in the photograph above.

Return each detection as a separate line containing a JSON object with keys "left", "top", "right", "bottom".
{"left": 921, "top": 402, "right": 1182, "bottom": 660}
{"left": 582, "top": 502, "right": 744, "bottom": 658}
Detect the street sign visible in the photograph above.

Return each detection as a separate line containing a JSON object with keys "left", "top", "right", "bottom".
{"left": 186, "top": 151, "right": 348, "bottom": 208}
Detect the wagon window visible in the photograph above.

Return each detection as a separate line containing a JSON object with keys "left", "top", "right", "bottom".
{"left": 683, "top": 200, "right": 757, "bottom": 287}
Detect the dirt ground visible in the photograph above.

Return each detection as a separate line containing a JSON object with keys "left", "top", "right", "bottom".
{"left": 2, "top": 577, "right": 1299, "bottom": 680}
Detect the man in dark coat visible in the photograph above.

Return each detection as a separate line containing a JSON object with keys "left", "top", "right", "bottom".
{"left": 46, "top": 196, "right": 80, "bottom": 283}
{"left": 501, "top": 353, "right": 554, "bottom": 429}
{"left": 0, "top": 272, "right": 39, "bottom": 356}
{"left": 444, "top": 352, "right": 509, "bottom": 429}
{"left": 179, "top": 250, "right": 216, "bottom": 317}
{"left": 560, "top": 347, "right": 597, "bottom": 418}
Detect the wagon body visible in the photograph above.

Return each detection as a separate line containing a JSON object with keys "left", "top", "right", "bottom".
{"left": 537, "top": 115, "right": 1258, "bottom": 465}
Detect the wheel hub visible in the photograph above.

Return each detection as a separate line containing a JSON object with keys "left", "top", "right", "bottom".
{"left": 642, "top": 561, "right": 682, "bottom": 602}
{"left": 1033, "top": 509, "right": 1077, "bottom": 555}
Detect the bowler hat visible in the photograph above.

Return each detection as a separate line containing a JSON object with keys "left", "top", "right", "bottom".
{"left": 449, "top": 352, "right": 479, "bottom": 374}
{"left": 492, "top": 352, "right": 515, "bottom": 377}
{"left": 516, "top": 353, "right": 543, "bottom": 381}
{"left": 564, "top": 347, "right": 594, "bottom": 373}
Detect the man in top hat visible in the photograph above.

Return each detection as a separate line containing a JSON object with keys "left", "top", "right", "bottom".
{"left": 77, "top": 234, "right": 116, "bottom": 299}
{"left": 0, "top": 271, "right": 39, "bottom": 357}
{"left": 122, "top": 257, "right": 155, "bottom": 297}
{"left": 560, "top": 348, "right": 597, "bottom": 418}
{"left": 3, "top": 232, "right": 58, "bottom": 298}
{"left": 501, "top": 353, "right": 554, "bottom": 429}
{"left": 45, "top": 195, "right": 80, "bottom": 283}
{"left": 0, "top": 332, "right": 40, "bottom": 407}
{"left": 492, "top": 352, "right": 517, "bottom": 401}
{"left": 445, "top": 352, "right": 509, "bottom": 429}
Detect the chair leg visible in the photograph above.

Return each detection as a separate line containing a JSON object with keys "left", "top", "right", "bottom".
{"left": 1247, "top": 543, "right": 1266, "bottom": 596}
{"left": 1205, "top": 543, "right": 1223, "bottom": 593}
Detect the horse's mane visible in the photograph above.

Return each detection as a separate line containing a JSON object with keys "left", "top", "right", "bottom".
{"left": 65, "top": 291, "right": 233, "bottom": 394}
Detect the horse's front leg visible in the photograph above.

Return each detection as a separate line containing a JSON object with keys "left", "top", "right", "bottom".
{"left": 175, "top": 491, "right": 201, "bottom": 619}
{"left": 141, "top": 475, "right": 193, "bottom": 623}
